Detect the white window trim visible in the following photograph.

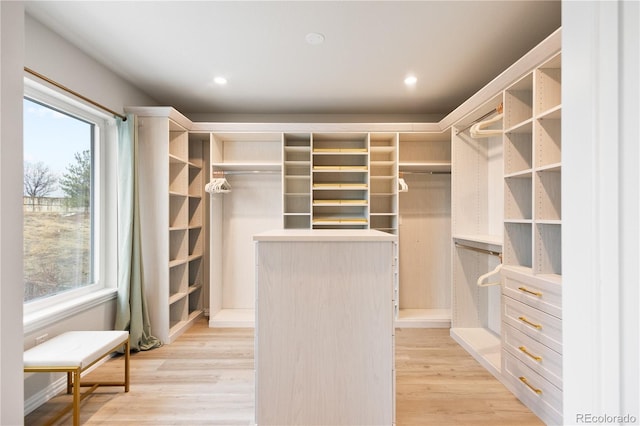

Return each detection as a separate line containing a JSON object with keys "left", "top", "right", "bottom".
{"left": 23, "top": 77, "right": 118, "bottom": 333}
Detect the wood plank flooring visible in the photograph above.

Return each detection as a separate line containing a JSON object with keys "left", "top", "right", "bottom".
{"left": 25, "top": 318, "right": 543, "bottom": 425}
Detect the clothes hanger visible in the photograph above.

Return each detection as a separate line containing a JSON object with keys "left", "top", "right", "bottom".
{"left": 205, "top": 171, "right": 231, "bottom": 194}
{"left": 470, "top": 102, "right": 504, "bottom": 139}
{"left": 477, "top": 263, "right": 502, "bottom": 287}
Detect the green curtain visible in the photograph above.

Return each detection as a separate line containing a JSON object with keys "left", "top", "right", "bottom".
{"left": 115, "top": 114, "right": 162, "bottom": 351}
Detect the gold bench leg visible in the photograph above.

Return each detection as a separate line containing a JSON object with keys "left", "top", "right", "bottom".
{"left": 67, "top": 371, "right": 73, "bottom": 394}
{"left": 73, "top": 367, "right": 81, "bottom": 426}
{"left": 124, "top": 339, "right": 130, "bottom": 392}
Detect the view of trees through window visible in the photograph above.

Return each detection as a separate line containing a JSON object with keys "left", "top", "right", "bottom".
{"left": 23, "top": 97, "right": 94, "bottom": 302}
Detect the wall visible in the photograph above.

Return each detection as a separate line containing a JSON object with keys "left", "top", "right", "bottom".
{"left": 563, "top": 0, "right": 639, "bottom": 422}
{"left": 20, "top": 12, "right": 160, "bottom": 413}
{"left": 1, "top": 3, "right": 26, "bottom": 424}
{"left": 24, "top": 14, "right": 158, "bottom": 119}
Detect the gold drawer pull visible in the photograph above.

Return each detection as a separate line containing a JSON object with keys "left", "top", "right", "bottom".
{"left": 518, "top": 286, "right": 542, "bottom": 297}
{"left": 518, "top": 345, "right": 542, "bottom": 361}
{"left": 519, "top": 376, "right": 543, "bottom": 395}
{"left": 518, "top": 316, "right": 543, "bottom": 329}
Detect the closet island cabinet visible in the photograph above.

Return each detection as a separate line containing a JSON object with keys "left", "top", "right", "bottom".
{"left": 127, "top": 107, "right": 208, "bottom": 344}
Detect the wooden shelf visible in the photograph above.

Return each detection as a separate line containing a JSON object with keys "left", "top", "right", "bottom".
{"left": 395, "top": 309, "right": 451, "bottom": 328}
{"left": 211, "top": 162, "right": 281, "bottom": 171}
{"left": 450, "top": 328, "right": 502, "bottom": 379}
{"left": 399, "top": 162, "right": 451, "bottom": 173}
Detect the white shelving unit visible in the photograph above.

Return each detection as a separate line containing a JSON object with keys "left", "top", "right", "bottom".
{"left": 500, "top": 53, "right": 562, "bottom": 425}
{"left": 396, "top": 131, "right": 452, "bottom": 328}
{"left": 369, "top": 133, "right": 398, "bottom": 235}
{"left": 209, "top": 132, "right": 282, "bottom": 328}
{"left": 311, "top": 133, "right": 369, "bottom": 229}
{"left": 132, "top": 108, "right": 208, "bottom": 344}
{"left": 283, "top": 133, "right": 312, "bottom": 229}
{"left": 450, "top": 93, "right": 504, "bottom": 377}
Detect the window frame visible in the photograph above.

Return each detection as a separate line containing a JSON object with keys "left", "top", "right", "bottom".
{"left": 23, "top": 77, "right": 118, "bottom": 333}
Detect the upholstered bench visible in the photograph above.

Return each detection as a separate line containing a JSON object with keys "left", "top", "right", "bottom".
{"left": 24, "top": 330, "right": 130, "bottom": 426}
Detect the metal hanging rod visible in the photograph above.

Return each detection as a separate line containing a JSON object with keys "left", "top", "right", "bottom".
{"left": 400, "top": 171, "right": 451, "bottom": 175}
{"left": 24, "top": 67, "right": 127, "bottom": 121}
{"left": 213, "top": 170, "right": 281, "bottom": 176}
{"left": 455, "top": 102, "right": 503, "bottom": 135}
{"left": 455, "top": 242, "right": 502, "bottom": 258}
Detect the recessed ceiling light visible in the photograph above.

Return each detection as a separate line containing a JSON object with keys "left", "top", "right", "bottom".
{"left": 214, "top": 76, "right": 228, "bottom": 85}
{"left": 404, "top": 75, "right": 418, "bottom": 86}
{"left": 305, "top": 32, "right": 325, "bottom": 45}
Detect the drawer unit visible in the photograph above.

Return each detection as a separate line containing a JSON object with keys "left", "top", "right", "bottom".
{"left": 503, "top": 351, "right": 562, "bottom": 425}
{"left": 502, "top": 323, "right": 562, "bottom": 388}
{"left": 503, "top": 295, "right": 562, "bottom": 353}
{"left": 502, "top": 267, "right": 562, "bottom": 318}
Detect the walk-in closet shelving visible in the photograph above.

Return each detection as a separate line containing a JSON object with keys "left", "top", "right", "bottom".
{"left": 450, "top": 94, "right": 504, "bottom": 376}
{"left": 129, "top": 107, "right": 209, "bottom": 344}
{"left": 369, "top": 133, "right": 398, "bottom": 234}
{"left": 311, "top": 133, "right": 369, "bottom": 229}
{"left": 283, "top": 133, "right": 311, "bottom": 229}
{"left": 396, "top": 131, "right": 452, "bottom": 328}
{"left": 209, "top": 132, "right": 283, "bottom": 327}
{"left": 500, "top": 52, "right": 562, "bottom": 425}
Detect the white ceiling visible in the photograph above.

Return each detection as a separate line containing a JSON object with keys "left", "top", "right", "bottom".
{"left": 25, "top": 1, "right": 561, "bottom": 118}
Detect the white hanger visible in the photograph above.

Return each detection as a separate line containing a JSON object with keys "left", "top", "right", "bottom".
{"left": 398, "top": 178, "right": 409, "bottom": 193}
{"left": 205, "top": 172, "right": 231, "bottom": 194}
{"left": 398, "top": 173, "right": 409, "bottom": 193}
{"left": 477, "top": 263, "right": 502, "bottom": 287}
{"left": 470, "top": 113, "right": 504, "bottom": 138}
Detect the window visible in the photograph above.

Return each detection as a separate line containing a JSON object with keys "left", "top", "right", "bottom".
{"left": 23, "top": 98, "right": 95, "bottom": 301}
{"left": 23, "top": 78, "right": 117, "bottom": 321}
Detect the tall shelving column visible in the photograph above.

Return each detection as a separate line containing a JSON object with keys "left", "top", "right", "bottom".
{"left": 168, "top": 121, "right": 191, "bottom": 339}
{"left": 187, "top": 133, "right": 208, "bottom": 324}
{"left": 130, "top": 107, "right": 207, "bottom": 345}
{"left": 500, "top": 53, "right": 562, "bottom": 425}
{"left": 396, "top": 131, "right": 452, "bottom": 328}
{"left": 283, "top": 133, "right": 311, "bottom": 229}
{"left": 503, "top": 73, "right": 534, "bottom": 271}
{"left": 369, "top": 133, "right": 398, "bottom": 234}
{"left": 311, "top": 133, "right": 369, "bottom": 229}
{"left": 450, "top": 94, "right": 504, "bottom": 376}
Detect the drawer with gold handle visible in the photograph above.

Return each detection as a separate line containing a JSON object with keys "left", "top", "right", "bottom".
{"left": 503, "top": 324, "right": 562, "bottom": 388}
{"left": 502, "top": 267, "right": 561, "bottom": 318}
{"left": 502, "top": 351, "right": 562, "bottom": 425}
{"left": 503, "top": 296, "right": 562, "bottom": 353}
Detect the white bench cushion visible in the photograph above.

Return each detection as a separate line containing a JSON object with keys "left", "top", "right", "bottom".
{"left": 24, "top": 331, "right": 129, "bottom": 369}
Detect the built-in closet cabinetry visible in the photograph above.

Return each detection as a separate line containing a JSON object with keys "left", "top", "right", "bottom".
{"left": 209, "top": 133, "right": 282, "bottom": 327}
{"left": 312, "top": 133, "right": 370, "bottom": 229}
{"left": 130, "top": 107, "right": 208, "bottom": 344}
{"left": 369, "top": 133, "right": 398, "bottom": 234}
{"left": 205, "top": 129, "right": 450, "bottom": 328}
{"left": 500, "top": 53, "right": 562, "bottom": 425}
{"left": 396, "top": 132, "right": 451, "bottom": 327}
{"left": 450, "top": 44, "right": 562, "bottom": 424}
{"left": 283, "top": 134, "right": 311, "bottom": 229}
{"left": 450, "top": 94, "right": 505, "bottom": 375}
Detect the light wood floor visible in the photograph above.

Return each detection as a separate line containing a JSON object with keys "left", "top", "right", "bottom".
{"left": 25, "top": 318, "right": 543, "bottom": 425}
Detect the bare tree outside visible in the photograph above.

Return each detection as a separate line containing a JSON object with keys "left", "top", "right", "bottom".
{"left": 24, "top": 161, "right": 57, "bottom": 210}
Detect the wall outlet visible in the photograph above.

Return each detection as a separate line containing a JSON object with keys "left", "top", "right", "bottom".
{"left": 35, "top": 333, "right": 48, "bottom": 345}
